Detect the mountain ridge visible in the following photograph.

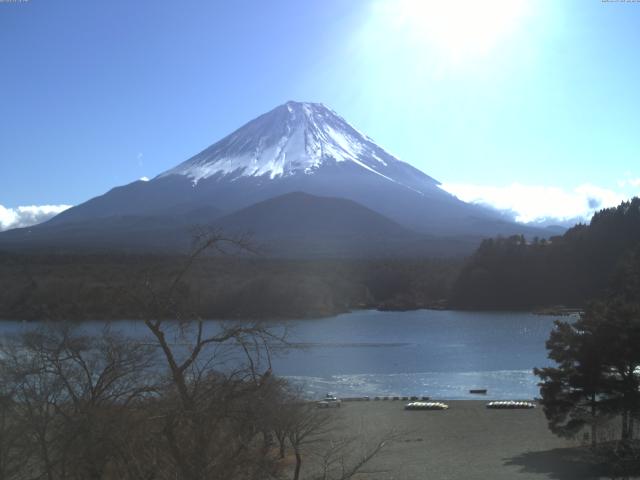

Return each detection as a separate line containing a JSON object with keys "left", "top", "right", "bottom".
{"left": 0, "top": 192, "right": 480, "bottom": 257}
{"left": 1, "top": 101, "right": 549, "bottom": 256}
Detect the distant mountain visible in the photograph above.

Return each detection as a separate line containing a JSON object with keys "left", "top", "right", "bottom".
{"left": 0, "top": 214, "right": 213, "bottom": 253}
{"left": 217, "top": 192, "right": 414, "bottom": 238}
{"left": 0, "top": 193, "right": 478, "bottom": 257}
{"left": 0, "top": 101, "right": 547, "bottom": 256}
{"left": 214, "top": 192, "right": 479, "bottom": 257}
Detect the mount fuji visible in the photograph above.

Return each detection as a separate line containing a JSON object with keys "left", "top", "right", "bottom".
{"left": 0, "top": 101, "right": 543, "bottom": 256}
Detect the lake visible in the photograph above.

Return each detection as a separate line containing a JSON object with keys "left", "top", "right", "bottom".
{"left": 0, "top": 310, "right": 570, "bottom": 400}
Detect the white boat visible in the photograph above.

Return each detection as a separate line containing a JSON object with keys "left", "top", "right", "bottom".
{"left": 486, "top": 401, "right": 535, "bottom": 409}
{"left": 405, "top": 401, "right": 448, "bottom": 410}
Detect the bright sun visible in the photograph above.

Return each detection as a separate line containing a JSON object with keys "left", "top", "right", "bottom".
{"left": 375, "top": 0, "right": 531, "bottom": 63}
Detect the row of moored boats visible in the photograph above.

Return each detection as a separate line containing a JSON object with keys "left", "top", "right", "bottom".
{"left": 404, "top": 400, "right": 536, "bottom": 411}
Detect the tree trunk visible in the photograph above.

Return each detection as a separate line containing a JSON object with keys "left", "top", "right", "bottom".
{"left": 621, "top": 409, "right": 629, "bottom": 442}
{"left": 39, "top": 434, "right": 55, "bottom": 480}
{"left": 591, "top": 393, "right": 597, "bottom": 448}
{"left": 293, "top": 450, "right": 302, "bottom": 480}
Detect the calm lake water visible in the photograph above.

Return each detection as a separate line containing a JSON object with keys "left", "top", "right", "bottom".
{"left": 0, "top": 310, "right": 571, "bottom": 400}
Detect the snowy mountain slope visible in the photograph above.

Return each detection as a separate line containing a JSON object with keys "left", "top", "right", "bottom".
{"left": 5, "top": 101, "right": 548, "bottom": 254}
{"left": 160, "top": 101, "right": 437, "bottom": 193}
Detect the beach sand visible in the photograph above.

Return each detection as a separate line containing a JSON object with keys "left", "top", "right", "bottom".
{"left": 307, "top": 400, "right": 603, "bottom": 480}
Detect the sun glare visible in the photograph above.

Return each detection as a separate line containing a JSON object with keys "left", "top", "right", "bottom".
{"left": 376, "top": 0, "right": 531, "bottom": 63}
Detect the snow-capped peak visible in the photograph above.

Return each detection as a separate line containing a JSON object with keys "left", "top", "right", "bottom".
{"left": 160, "top": 101, "right": 437, "bottom": 190}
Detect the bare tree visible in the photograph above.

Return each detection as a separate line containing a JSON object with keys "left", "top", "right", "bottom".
{"left": 310, "top": 429, "right": 398, "bottom": 480}
{"left": 138, "top": 231, "right": 288, "bottom": 480}
{"left": 0, "top": 230, "right": 395, "bottom": 480}
{"left": 281, "top": 398, "right": 399, "bottom": 480}
{"left": 0, "top": 324, "right": 156, "bottom": 480}
{"left": 286, "top": 402, "right": 334, "bottom": 480}
{"left": 0, "top": 392, "right": 28, "bottom": 480}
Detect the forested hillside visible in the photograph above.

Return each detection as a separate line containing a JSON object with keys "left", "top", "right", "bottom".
{"left": 451, "top": 198, "right": 640, "bottom": 310}
{"left": 0, "top": 253, "right": 459, "bottom": 320}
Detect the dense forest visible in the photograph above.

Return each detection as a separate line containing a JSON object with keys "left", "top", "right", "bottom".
{"left": 4, "top": 198, "right": 639, "bottom": 320}
{"left": 0, "top": 252, "right": 460, "bottom": 321}
{"left": 451, "top": 198, "right": 640, "bottom": 310}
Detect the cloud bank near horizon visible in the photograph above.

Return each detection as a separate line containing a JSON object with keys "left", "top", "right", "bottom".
{"left": 3, "top": 178, "right": 640, "bottom": 233}
{"left": 439, "top": 182, "right": 638, "bottom": 225}
{"left": 0, "top": 204, "right": 72, "bottom": 232}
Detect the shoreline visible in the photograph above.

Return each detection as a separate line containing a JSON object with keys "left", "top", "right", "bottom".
{"left": 335, "top": 396, "right": 539, "bottom": 402}
{"left": 0, "top": 305, "right": 583, "bottom": 323}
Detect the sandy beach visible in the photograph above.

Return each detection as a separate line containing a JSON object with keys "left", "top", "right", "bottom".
{"left": 307, "top": 400, "right": 604, "bottom": 480}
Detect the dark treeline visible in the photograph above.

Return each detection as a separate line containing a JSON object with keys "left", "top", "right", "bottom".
{"left": 451, "top": 198, "right": 640, "bottom": 310}
{"left": 0, "top": 252, "right": 461, "bottom": 321}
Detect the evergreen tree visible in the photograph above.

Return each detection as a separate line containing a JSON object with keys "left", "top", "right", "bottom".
{"left": 594, "top": 300, "right": 640, "bottom": 442}
{"left": 534, "top": 308, "right": 611, "bottom": 446}
{"left": 536, "top": 298, "right": 640, "bottom": 446}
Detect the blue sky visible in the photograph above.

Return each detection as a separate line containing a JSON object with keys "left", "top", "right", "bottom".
{"left": 1, "top": 0, "right": 639, "bottom": 228}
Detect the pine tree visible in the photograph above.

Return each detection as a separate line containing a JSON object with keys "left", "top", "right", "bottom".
{"left": 534, "top": 308, "right": 611, "bottom": 447}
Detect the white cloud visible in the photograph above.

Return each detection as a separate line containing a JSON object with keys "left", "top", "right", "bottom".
{"left": 139, "top": 176, "right": 150, "bottom": 182}
{"left": 618, "top": 178, "right": 640, "bottom": 188}
{"left": 439, "top": 182, "right": 631, "bottom": 223}
{"left": 0, "top": 204, "right": 72, "bottom": 232}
